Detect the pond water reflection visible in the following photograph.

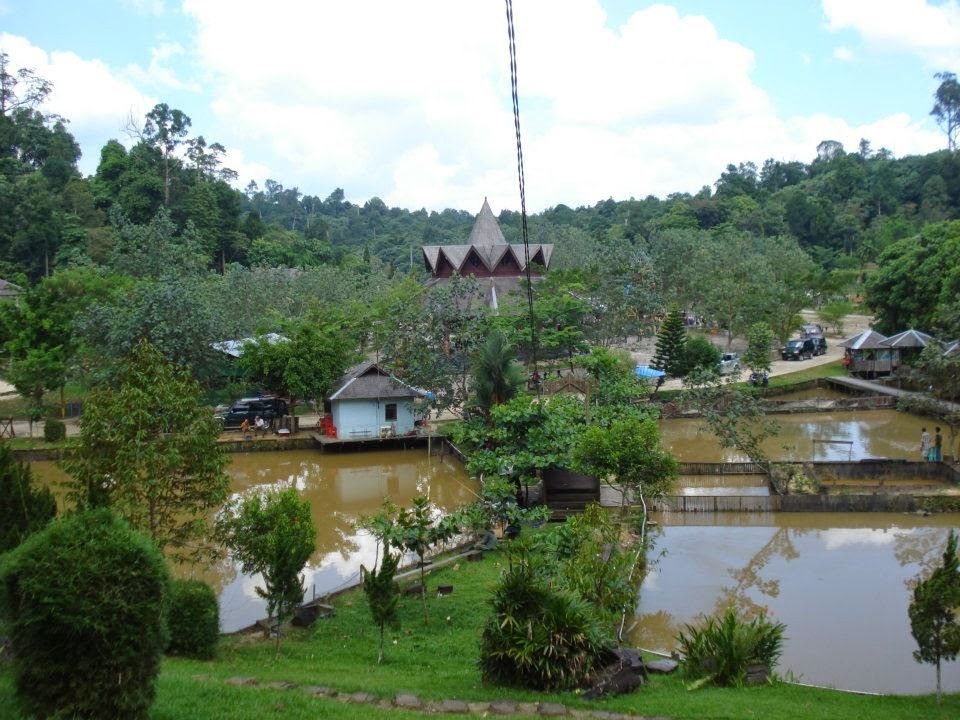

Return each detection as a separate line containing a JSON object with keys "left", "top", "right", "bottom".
{"left": 631, "top": 513, "right": 960, "bottom": 694}
{"left": 662, "top": 410, "right": 931, "bottom": 462}
{"left": 31, "top": 449, "right": 477, "bottom": 632}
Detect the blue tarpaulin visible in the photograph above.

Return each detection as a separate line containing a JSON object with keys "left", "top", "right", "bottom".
{"left": 635, "top": 365, "right": 666, "bottom": 379}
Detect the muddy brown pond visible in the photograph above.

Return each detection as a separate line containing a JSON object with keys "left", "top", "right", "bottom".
{"left": 28, "top": 441, "right": 960, "bottom": 694}
{"left": 31, "top": 449, "right": 477, "bottom": 633}
{"left": 631, "top": 512, "right": 960, "bottom": 694}
{"left": 662, "top": 409, "right": 939, "bottom": 462}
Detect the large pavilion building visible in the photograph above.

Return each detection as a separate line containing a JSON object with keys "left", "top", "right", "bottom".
{"left": 422, "top": 198, "right": 553, "bottom": 307}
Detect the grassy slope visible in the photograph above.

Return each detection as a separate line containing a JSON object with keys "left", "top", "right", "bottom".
{"left": 5, "top": 548, "right": 948, "bottom": 720}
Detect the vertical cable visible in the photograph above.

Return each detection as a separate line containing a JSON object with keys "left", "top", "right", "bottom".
{"left": 504, "top": 0, "right": 540, "bottom": 398}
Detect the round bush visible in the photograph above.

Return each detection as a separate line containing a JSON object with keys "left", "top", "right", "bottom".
{"left": 167, "top": 579, "right": 219, "bottom": 659}
{"left": 43, "top": 418, "right": 66, "bottom": 442}
{"left": 0, "top": 508, "right": 170, "bottom": 720}
{"left": 479, "top": 564, "right": 609, "bottom": 690}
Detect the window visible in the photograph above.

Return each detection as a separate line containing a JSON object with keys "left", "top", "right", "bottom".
{"left": 385, "top": 403, "right": 397, "bottom": 421}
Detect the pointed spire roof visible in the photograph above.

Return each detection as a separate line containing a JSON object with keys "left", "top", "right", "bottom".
{"left": 467, "top": 197, "right": 507, "bottom": 246}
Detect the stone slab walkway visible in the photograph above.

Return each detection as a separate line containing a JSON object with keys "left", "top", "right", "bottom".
{"left": 196, "top": 674, "right": 671, "bottom": 720}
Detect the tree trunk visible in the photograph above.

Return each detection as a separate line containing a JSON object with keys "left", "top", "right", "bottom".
{"left": 937, "top": 658, "right": 942, "bottom": 704}
{"left": 419, "top": 561, "right": 428, "bottom": 625}
{"left": 163, "top": 155, "right": 171, "bottom": 206}
{"left": 378, "top": 622, "right": 385, "bottom": 664}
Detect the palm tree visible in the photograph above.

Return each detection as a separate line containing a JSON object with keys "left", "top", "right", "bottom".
{"left": 471, "top": 329, "right": 525, "bottom": 415}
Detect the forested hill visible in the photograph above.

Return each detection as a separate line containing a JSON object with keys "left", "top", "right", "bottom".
{"left": 2, "top": 49, "right": 960, "bottom": 283}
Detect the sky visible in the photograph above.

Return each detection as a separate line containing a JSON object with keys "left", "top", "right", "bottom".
{"left": 1, "top": 0, "right": 957, "bottom": 212}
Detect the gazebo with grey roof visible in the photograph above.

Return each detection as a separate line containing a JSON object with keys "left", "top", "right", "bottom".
{"left": 840, "top": 329, "right": 893, "bottom": 376}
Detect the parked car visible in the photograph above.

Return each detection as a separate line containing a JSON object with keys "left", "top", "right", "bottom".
{"left": 780, "top": 338, "right": 817, "bottom": 361}
{"left": 810, "top": 336, "right": 828, "bottom": 355}
{"left": 800, "top": 323, "right": 824, "bottom": 338}
{"left": 719, "top": 352, "right": 741, "bottom": 374}
{"left": 218, "top": 396, "right": 289, "bottom": 429}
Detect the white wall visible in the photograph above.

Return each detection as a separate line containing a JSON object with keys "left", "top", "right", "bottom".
{"left": 330, "top": 398, "right": 418, "bottom": 437}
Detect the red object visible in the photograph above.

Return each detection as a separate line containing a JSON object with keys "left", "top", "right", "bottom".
{"left": 329, "top": 425, "right": 337, "bottom": 439}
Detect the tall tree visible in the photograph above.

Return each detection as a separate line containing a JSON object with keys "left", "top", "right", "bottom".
{"left": 65, "top": 340, "right": 229, "bottom": 560}
{"left": 909, "top": 530, "right": 960, "bottom": 704}
{"left": 651, "top": 306, "right": 686, "bottom": 377}
{"left": 0, "top": 50, "right": 52, "bottom": 117}
{"left": 931, "top": 72, "right": 960, "bottom": 152}
{"left": 142, "top": 103, "right": 191, "bottom": 206}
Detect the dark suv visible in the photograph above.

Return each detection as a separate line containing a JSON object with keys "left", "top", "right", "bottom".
{"left": 781, "top": 338, "right": 816, "bottom": 361}
{"left": 220, "top": 397, "right": 288, "bottom": 429}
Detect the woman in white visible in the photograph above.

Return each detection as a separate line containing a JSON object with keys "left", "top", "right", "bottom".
{"left": 920, "top": 427, "right": 931, "bottom": 461}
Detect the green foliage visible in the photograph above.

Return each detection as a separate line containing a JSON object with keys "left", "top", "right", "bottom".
{"left": 217, "top": 487, "right": 316, "bottom": 655}
{"left": 744, "top": 322, "right": 775, "bottom": 374}
{"left": 166, "top": 579, "right": 219, "bottom": 660}
{"left": 571, "top": 416, "right": 678, "bottom": 520}
{"left": 394, "top": 495, "right": 458, "bottom": 624}
{"left": 479, "top": 548, "right": 609, "bottom": 691}
{"left": 651, "top": 306, "right": 687, "bottom": 377}
{"left": 239, "top": 314, "right": 358, "bottom": 405}
{"left": 553, "top": 504, "right": 644, "bottom": 624}
{"left": 677, "top": 607, "right": 786, "bottom": 687}
{"left": 909, "top": 530, "right": 960, "bottom": 703}
{"left": 682, "top": 372, "right": 780, "bottom": 473}
{"left": 65, "top": 340, "right": 228, "bottom": 560}
{"left": 362, "top": 548, "right": 400, "bottom": 664}
{"left": 678, "top": 335, "right": 722, "bottom": 377}
{"left": 470, "top": 328, "right": 525, "bottom": 415}
{"left": 0, "top": 443, "right": 55, "bottom": 553}
{"left": 865, "top": 220, "right": 960, "bottom": 334}
{"left": 0, "top": 508, "right": 169, "bottom": 719}
{"left": 42, "top": 417, "right": 65, "bottom": 442}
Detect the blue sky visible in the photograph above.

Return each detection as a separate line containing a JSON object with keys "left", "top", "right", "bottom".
{"left": 0, "top": 1, "right": 955, "bottom": 210}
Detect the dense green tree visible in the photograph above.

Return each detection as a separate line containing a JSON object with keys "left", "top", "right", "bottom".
{"left": 744, "top": 322, "right": 775, "bottom": 374}
{"left": 0, "top": 443, "right": 56, "bottom": 552}
{"left": 571, "top": 416, "right": 677, "bottom": 521}
{"left": 217, "top": 487, "right": 316, "bottom": 656}
{"left": 651, "top": 306, "right": 686, "bottom": 376}
{"left": 361, "top": 545, "right": 400, "bottom": 664}
{"left": 470, "top": 329, "right": 525, "bottom": 415}
{"left": 909, "top": 530, "right": 960, "bottom": 703}
{"left": 238, "top": 314, "right": 357, "bottom": 409}
{"left": 143, "top": 103, "right": 191, "bottom": 206}
{"left": 865, "top": 221, "right": 960, "bottom": 333}
{"left": 65, "top": 341, "right": 228, "bottom": 560}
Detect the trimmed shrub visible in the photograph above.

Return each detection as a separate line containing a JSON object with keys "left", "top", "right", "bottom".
{"left": 166, "top": 579, "right": 219, "bottom": 660}
{"left": 0, "top": 444, "right": 56, "bottom": 553}
{"left": 678, "top": 336, "right": 722, "bottom": 377}
{"left": 480, "top": 563, "right": 609, "bottom": 690}
{"left": 0, "top": 508, "right": 169, "bottom": 720}
{"left": 677, "top": 607, "right": 786, "bottom": 687}
{"left": 42, "top": 418, "right": 66, "bottom": 442}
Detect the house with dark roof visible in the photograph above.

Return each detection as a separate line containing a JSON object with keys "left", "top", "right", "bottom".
{"left": 0, "top": 279, "right": 23, "bottom": 302}
{"left": 326, "top": 361, "right": 425, "bottom": 438}
{"left": 422, "top": 198, "right": 553, "bottom": 308}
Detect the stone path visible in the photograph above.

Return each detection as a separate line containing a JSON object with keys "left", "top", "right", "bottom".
{"left": 196, "top": 674, "right": 670, "bottom": 720}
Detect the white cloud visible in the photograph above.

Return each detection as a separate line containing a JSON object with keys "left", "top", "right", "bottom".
{"left": 833, "top": 45, "right": 854, "bottom": 61}
{"left": 823, "top": 527, "right": 916, "bottom": 550}
{"left": 124, "top": 41, "right": 200, "bottom": 92}
{"left": 0, "top": 33, "right": 156, "bottom": 171}
{"left": 823, "top": 0, "right": 960, "bottom": 68}
{"left": 181, "top": 0, "right": 942, "bottom": 210}
{"left": 800, "top": 52, "right": 812, "bottom": 65}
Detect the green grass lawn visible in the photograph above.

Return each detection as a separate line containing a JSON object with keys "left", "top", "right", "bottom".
{"left": 4, "top": 546, "right": 951, "bottom": 720}
{"left": 766, "top": 360, "right": 844, "bottom": 390}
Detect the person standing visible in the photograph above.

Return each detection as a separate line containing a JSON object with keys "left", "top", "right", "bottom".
{"left": 933, "top": 427, "right": 943, "bottom": 463}
{"left": 921, "top": 427, "right": 931, "bottom": 460}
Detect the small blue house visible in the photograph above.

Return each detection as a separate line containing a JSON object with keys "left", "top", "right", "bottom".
{"left": 327, "top": 361, "right": 425, "bottom": 439}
